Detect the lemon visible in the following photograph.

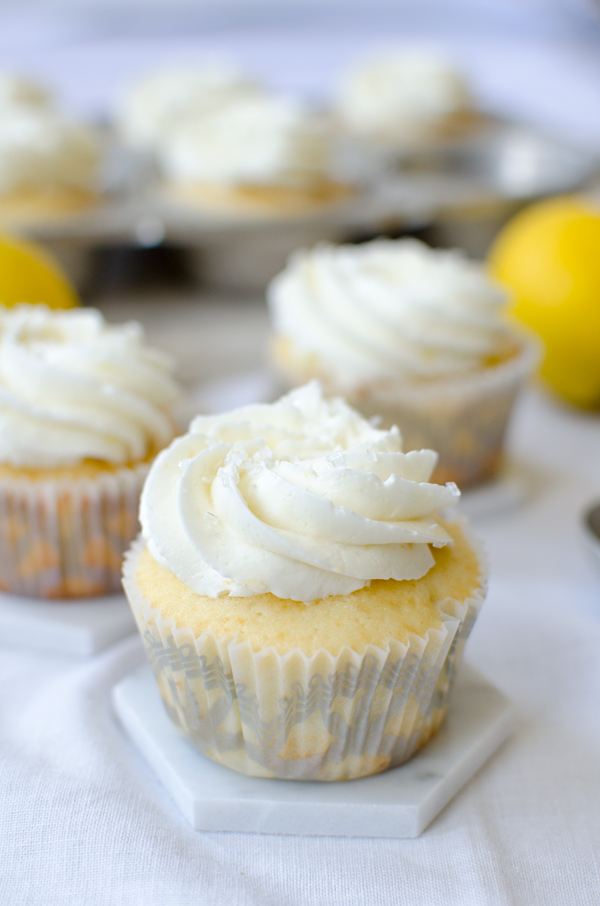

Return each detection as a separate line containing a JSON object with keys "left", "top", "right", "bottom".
{"left": 488, "top": 194, "right": 600, "bottom": 408}
{"left": 0, "top": 234, "right": 78, "bottom": 310}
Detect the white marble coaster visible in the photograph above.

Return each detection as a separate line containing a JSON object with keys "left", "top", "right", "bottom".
{"left": 0, "top": 591, "right": 136, "bottom": 656}
{"left": 113, "top": 663, "right": 514, "bottom": 838}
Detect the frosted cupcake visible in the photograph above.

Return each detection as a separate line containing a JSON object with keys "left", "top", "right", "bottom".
{"left": 157, "top": 94, "right": 352, "bottom": 217}
{"left": 0, "top": 304, "right": 180, "bottom": 598}
{"left": 123, "top": 382, "right": 487, "bottom": 781}
{"left": 268, "top": 238, "right": 538, "bottom": 487}
{"left": 116, "top": 63, "right": 262, "bottom": 153}
{"left": 337, "top": 49, "right": 477, "bottom": 151}
{"left": 0, "top": 106, "right": 102, "bottom": 225}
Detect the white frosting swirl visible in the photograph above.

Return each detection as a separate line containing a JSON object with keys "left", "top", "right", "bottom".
{"left": 117, "top": 64, "right": 262, "bottom": 151}
{"left": 0, "top": 305, "right": 180, "bottom": 467}
{"left": 0, "top": 108, "right": 100, "bottom": 194}
{"left": 338, "top": 50, "right": 471, "bottom": 136}
{"left": 268, "top": 238, "right": 512, "bottom": 385}
{"left": 141, "top": 382, "right": 458, "bottom": 602}
{"left": 159, "top": 95, "right": 330, "bottom": 187}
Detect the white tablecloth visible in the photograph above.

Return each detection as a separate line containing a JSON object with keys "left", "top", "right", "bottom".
{"left": 2, "top": 296, "right": 600, "bottom": 906}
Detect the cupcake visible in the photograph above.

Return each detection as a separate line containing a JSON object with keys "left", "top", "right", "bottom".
{"left": 268, "top": 238, "right": 538, "bottom": 487}
{"left": 0, "top": 106, "right": 102, "bottom": 225}
{"left": 157, "top": 94, "right": 352, "bottom": 217}
{"left": 336, "top": 49, "right": 477, "bottom": 151}
{"left": 123, "top": 382, "right": 487, "bottom": 781}
{"left": 0, "top": 304, "right": 180, "bottom": 598}
{"left": 116, "top": 63, "right": 262, "bottom": 153}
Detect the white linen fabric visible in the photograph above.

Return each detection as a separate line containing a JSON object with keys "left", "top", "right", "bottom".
{"left": 1, "top": 381, "right": 599, "bottom": 906}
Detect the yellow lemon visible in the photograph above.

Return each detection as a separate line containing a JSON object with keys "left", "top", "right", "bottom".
{"left": 488, "top": 194, "right": 600, "bottom": 408}
{"left": 0, "top": 234, "right": 78, "bottom": 310}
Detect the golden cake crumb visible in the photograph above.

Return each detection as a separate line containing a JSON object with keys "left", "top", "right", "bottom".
{"left": 0, "top": 186, "right": 100, "bottom": 224}
{"left": 163, "top": 178, "right": 354, "bottom": 216}
{"left": 136, "top": 519, "right": 482, "bottom": 656}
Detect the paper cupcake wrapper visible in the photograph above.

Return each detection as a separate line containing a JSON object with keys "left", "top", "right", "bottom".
{"left": 122, "top": 523, "right": 487, "bottom": 781}
{"left": 345, "top": 108, "right": 488, "bottom": 159}
{"left": 0, "top": 463, "right": 148, "bottom": 599}
{"left": 275, "top": 336, "right": 540, "bottom": 488}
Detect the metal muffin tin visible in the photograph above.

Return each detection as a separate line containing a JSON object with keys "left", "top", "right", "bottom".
{"left": 380, "top": 117, "right": 599, "bottom": 256}
{"left": 582, "top": 501, "right": 600, "bottom": 576}
{"left": 2, "top": 117, "right": 597, "bottom": 291}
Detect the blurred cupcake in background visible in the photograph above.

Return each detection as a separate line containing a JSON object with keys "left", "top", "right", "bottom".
{"left": 0, "top": 106, "right": 102, "bottom": 225}
{"left": 116, "top": 62, "right": 263, "bottom": 153}
{"left": 0, "top": 303, "right": 180, "bottom": 598}
{"left": 336, "top": 48, "right": 477, "bottom": 151}
{"left": 268, "top": 237, "right": 538, "bottom": 487}
{"left": 157, "top": 93, "right": 353, "bottom": 217}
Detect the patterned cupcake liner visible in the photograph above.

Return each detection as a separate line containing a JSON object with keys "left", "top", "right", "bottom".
{"left": 0, "top": 463, "right": 148, "bottom": 599}
{"left": 274, "top": 336, "right": 540, "bottom": 488}
{"left": 122, "top": 522, "right": 487, "bottom": 781}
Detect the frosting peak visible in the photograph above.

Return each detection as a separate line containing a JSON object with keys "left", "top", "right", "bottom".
{"left": 159, "top": 95, "right": 330, "bottom": 187}
{"left": 118, "top": 64, "right": 262, "bottom": 151}
{"left": 0, "top": 305, "right": 180, "bottom": 467}
{"left": 338, "top": 49, "right": 471, "bottom": 136}
{"left": 0, "top": 108, "right": 100, "bottom": 194}
{"left": 141, "top": 382, "right": 458, "bottom": 602}
{"left": 268, "top": 238, "right": 513, "bottom": 385}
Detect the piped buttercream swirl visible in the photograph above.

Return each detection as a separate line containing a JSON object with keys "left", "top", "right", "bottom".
{"left": 159, "top": 94, "right": 331, "bottom": 187}
{"left": 0, "top": 305, "right": 180, "bottom": 467}
{"left": 337, "top": 49, "right": 471, "bottom": 137}
{"left": 117, "top": 64, "right": 263, "bottom": 151}
{"left": 268, "top": 238, "right": 513, "bottom": 385}
{"left": 140, "top": 382, "right": 458, "bottom": 602}
{"left": 0, "top": 108, "right": 100, "bottom": 194}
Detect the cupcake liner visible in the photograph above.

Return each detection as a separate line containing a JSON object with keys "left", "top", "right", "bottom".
{"left": 122, "top": 521, "right": 487, "bottom": 781}
{"left": 351, "top": 108, "right": 489, "bottom": 158}
{"left": 0, "top": 463, "right": 148, "bottom": 599}
{"left": 275, "top": 335, "right": 540, "bottom": 488}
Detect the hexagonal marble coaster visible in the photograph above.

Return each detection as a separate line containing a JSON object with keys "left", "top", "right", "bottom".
{"left": 113, "top": 663, "right": 514, "bottom": 838}
{"left": 0, "top": 591, "right": 136, "bottom": 656}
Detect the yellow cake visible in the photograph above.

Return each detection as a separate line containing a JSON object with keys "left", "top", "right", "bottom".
{"left": 135, "top": 519, "right": 479, "bottom": 656}
{"left": 163, "top": 178, "right": 353, "bottom": 218}
{"left": 0, "top": 187, "right": 100, "bottom": 225}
